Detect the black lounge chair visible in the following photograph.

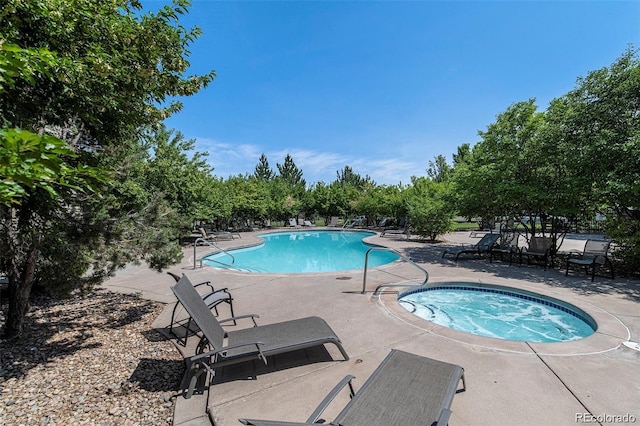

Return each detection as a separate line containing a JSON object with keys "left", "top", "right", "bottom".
{"left": 442, "top": 232, "right": 500, "bottom": 261}
{"left": 170, "top": 274, "right": 349, "bottom": 398}
{"left": 239, "top": 349, "right": 466, "bottom": 426}
{"left": 519, "top": 236, "right": 552, "bottom": 270}
{"left": 200, "top": 227, "right": 241, "bottom": 242}
{"left": 565, "top": 239, "right": 615, "bottom": 281}
{"left": 167, "top": 272, "right": 235, "bottom": 346}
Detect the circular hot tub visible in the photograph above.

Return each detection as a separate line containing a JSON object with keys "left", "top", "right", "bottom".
{"left": 398, "top": 283, "right": 596, "bottom": 343}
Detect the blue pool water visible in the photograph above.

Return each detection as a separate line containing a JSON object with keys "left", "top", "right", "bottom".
{"left": 203, "top": 230, "right": 400, "bottom": 273}
{"left": 399, "top": 284, "right": 596, "bottom": 342}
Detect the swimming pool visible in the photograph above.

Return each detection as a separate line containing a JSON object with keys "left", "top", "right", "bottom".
{"left": 398, "top": 283, "right": 596, "bottom": 342}
{"left": 203, "top": 230, "right": 400, "bottom": 273}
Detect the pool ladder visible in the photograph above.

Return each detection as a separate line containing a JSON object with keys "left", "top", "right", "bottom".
{"left": 362, "top": 247, "right": 429, "bottom": 295}
{"left": 193, "top": 238, "right": 235, "bottom": 269}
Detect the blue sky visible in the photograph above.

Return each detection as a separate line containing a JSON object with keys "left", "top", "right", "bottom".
{"left": 144, "top": 0, "right": 639, "bottom": 186}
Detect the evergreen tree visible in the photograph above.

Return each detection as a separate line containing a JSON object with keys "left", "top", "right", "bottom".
{"left": 253, "top": 153, "right": 275, "bottom": 181}
{"left": 276, "top": 154, "right": 306, "bottom": 188}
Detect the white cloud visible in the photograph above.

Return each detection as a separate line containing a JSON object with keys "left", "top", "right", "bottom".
{"left": 193, "top": 137, "right": 427, "bottom": 186}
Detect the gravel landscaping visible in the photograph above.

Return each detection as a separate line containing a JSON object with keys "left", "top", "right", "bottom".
{"left": 0, "top": 290, "right": 183, "bottom": 425}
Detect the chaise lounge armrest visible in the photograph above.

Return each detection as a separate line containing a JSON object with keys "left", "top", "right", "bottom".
{"left": 219, "top": 314, "right": 260, "bottom": 327}
{"left": 239, "top": 375, "right": 356, "bottom": 426}
{"left": 189, "top": 342, "right": 267, "bottom": 367}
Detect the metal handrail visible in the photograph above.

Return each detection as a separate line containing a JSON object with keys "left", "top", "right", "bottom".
{"left": 361, "top": 247, "right": 429, "bottom": 294}
{"left": 193, "top": 238, "right": 235, "bottom": 269}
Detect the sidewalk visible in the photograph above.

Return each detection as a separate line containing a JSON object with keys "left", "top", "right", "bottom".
{"left": 103, "top": 230, "right": 640, "bottom": 426}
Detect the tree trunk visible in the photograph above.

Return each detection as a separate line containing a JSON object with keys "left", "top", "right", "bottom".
{"left": 4, "top": 242, "right": 39, "bottom": 339}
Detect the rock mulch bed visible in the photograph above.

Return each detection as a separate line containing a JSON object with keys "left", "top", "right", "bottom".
{"left": 0, "top": 290, "right": 184, "bottom": 425}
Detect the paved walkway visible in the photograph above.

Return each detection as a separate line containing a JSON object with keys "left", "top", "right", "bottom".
{"left": 103, "top": 230, "right": 640, "bottom": 426}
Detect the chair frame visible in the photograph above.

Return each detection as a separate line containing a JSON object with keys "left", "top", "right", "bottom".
{"left": 239, "top": 349, "right": 466, "bottom": 426}
{"left": 565, "top": 239, "right": 615, "bottom": 281}
{"left": 442, "top": 233, "right": 500, "bottom": 261}
{"left": 490, "top": 231, "right": 519, "bottom": 264}
{"left": 519, "top": 236, "right": 553, "bottom": 270}
{"left": 167, "top": 272, "right": 235, "bottom": 346}
{"left": 170, "top": 274, "right": 349, "bottom": 398}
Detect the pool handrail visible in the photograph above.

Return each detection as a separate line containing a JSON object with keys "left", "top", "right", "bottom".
{"left": 193, "top": 237, "right": 235, "bottom": 269}
{"left": 362, "top": 247, "right": 429, "bottom": 294}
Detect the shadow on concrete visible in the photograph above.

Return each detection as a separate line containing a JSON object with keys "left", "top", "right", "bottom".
{"left": 402, "top": 241, "right": 640, "bottom": 303}
{"left": 212, "top": 346, "right": 335, "bottom": 384}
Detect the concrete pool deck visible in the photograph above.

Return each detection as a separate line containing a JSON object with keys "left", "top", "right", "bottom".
{"left": 103, "top": 229, "right": 640, "bottom": 426}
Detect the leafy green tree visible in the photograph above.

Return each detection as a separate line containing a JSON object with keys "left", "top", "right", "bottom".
{"left": 426, "top": 155, "right": 452, "bottom": 183}
{"left": 136, "top": 125, "right": 214, "bottom": 221}
{"left": 451, "top": 99, "right": 568, "bottom": 240}
{"left": 224, "top": 175, "right": 271, "bottom": 229}
{"left": 452, "top": 143, "right": 471, "bottom": 167}
{"left": 405, "top": 177, "right": 454, "bottom": 241}
{"left": 546, "top": 47, "right": 640, "bottom": 273}
{"left": 0, "top": 0, "right": 214, "bottom": 337}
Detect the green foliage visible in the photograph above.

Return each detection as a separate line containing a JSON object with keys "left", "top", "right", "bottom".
{"left": 0, "top": 0, "right": 215, "bottom": 143}
{"left": 0, "top": 0, "right": 215, "bottom": 337}
{"left": 0, "top": 42, "right": 56, "bottom": 92}
{"left": 426, "top": 155, "right": 452, "bottom": 183}
{"left": 0, "top": 128, "right": 103, "bottom": 205}
{"left": 405, "top": 177, "right": 454, "bottom": 241}
{"left": 277, "top": 154, "right": 306, "bottom": 188}
{"left": 253, "top": 153, "right": 275, "bottom": 181}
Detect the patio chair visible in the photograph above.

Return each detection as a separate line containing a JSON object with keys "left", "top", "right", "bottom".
{"left": 167, "top": 272, "right": 236, "bottom": 346}
{"left": 380, "top": 217, "right": 411, "bottom": 239}
{"left": 170, "top": 274, "right": 349, "bottom": 398}
{"left": 441, "top": 232, "right": 500, "bottom": 261}
{"left": 490, "top": 231, "right": 519, "bottom": 264}
{"left": 565, "top": 239, "right": 615, "bottom": 281}
{"left": 289, "top": 218, "right": 299, "bottom": 228}
{"left": 200, "top": 227, "right": 241, "bottom": 242}
{"left": 519, "top": 236, "right": 552, "bottom": 270}
{"left": 239, "top": 349, "right": 466, "bottom": 426}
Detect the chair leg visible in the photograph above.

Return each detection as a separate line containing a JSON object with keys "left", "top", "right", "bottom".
{"left": 228, "top": 299, "right": 236, "bottom": 325}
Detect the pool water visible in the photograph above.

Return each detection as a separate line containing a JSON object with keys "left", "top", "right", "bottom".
{"left": 399, "top": 284, "right": 596, "bottom": 342}
{"left": 203, "top": 230, "right": 399, "bottom": 273}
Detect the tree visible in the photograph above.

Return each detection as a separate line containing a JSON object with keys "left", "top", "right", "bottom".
{"left": 452, "top": 143, "right": 471, "bottom": 167}
{"left": 426, "top": 154, "right": 452, "bottom": 183}
{"left": 0, "top": 0, "right": 215, "bottom": 337}
{"left": 253, "top": 153, "right": 275, "bottom": 181}
{"left": 336, "top": 165, "right": 373, "bottom": 189}
{"left": 405, "top": 177, "right": 454, "bottom": 241}
{"left": 451, "top": 99, "right": 566, "bottom": 239}
{"left": 546, "top": 47, "right": 640, "bottom": 273}
{"left": 277, "top": 154, "right": 306, "bottom": 188}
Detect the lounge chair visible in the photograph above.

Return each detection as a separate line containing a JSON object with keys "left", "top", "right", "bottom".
{"left": 519, "top": 236, "right": 552, "bottom": 270}
{"left": 200, "top": 227, "right": 241, "bottom": 242}
{"left": 489, "top": 231, "right": 519, "bottom": 264}
{"left": 167, "top": 272, "right": 235, "bottom": 346}
{"left": 442, "top": 233, "right": 500, "bottom": 261}
{"left": 170, "top": 274, "right": 349, "bottom": 398}
{"left": 565, "top": 239, "right": 615, "bottom": 281}
{"left": 380, "top": 217, "right": 410, "bottom": 239}
{"left": 239, "top": 349, "right": 466, "bottom": 426}
{"left": 289, "top": 218, "right": 299, "bottom": 228}
{"left": 303, "top": 220, "right": 316, "bottom": 227}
